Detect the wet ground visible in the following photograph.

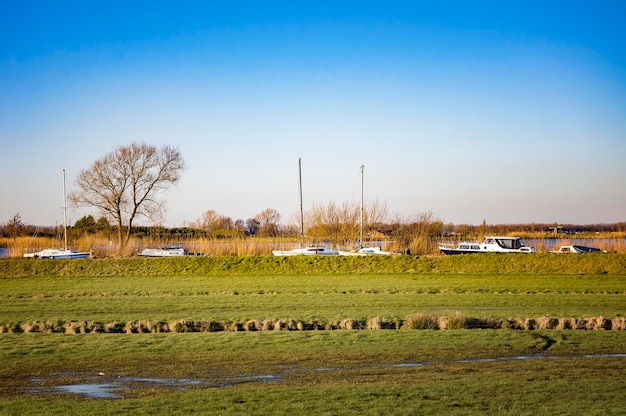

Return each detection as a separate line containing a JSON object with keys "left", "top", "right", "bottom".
{"left": 26, "top": 353, "right": 626, "bottom": 399}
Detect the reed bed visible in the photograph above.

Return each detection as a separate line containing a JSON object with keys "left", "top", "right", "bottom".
{"left": 3, "top": 253, "right": 626, "bottom": 277}
{"left": 4, "top": 233, "right": 626, "bottom": 258}
{"left": 3, "top": 315, "right": 625, "bottom": 334}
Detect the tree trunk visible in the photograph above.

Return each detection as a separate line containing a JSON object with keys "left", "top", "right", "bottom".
{"left": 124, "top": 219, "right": 133, "bottom": 250}
{"left": 116, "top": 216, "right": 123, "bottom": 255}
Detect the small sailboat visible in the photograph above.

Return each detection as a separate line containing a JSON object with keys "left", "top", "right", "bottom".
{"left": 339, "top": 165, "right": 391, "bottom": 256}
{"left": 23, "top": 169, "right": 91, "bottom": 259}
{"left": 272, "top": 158, "right": 338, "bottom": 256}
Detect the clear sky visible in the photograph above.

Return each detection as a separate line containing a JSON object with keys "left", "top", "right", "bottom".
{"left": 1, "top": 1, "right": 625, "bottom": 227}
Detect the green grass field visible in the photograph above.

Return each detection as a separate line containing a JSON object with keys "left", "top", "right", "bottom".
{"left": 1, "top": 255, "right": 625, "bottom": 414}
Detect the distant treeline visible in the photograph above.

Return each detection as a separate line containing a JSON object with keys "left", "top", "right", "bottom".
{"left": 2, "top": 212, "right": 625, "bottom": 240}
{"left": 444, "top": 221, "right": 626, "bottom": 236}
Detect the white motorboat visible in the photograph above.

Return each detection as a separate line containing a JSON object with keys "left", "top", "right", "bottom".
{"left": 23, "top": 169, "right": 91, "bottom": 260}
{"left": 272, "top": 246, "right": 339, "bottom": 256}
{"left": 549, "top": 245, "right": 605, "bottom": 254}
{"left": 139, "top": 246, "right": 188, "bottom": 257}
{"left": 439, "top": 236, "right": 535, "bottom": 255}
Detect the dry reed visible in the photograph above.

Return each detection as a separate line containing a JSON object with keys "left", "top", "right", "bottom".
{"left": 5, "top": 232, "right": 626, "bottom": 257}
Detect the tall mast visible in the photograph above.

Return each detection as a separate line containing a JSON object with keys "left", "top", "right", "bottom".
{"left": 298, "top": 158, "right": 305, "bottom": 247}
{"left": 360, "top": 165, "right": 364, "bottom": 248}
{"left": 62, "top": 168, "right": 68, "bottom": 250}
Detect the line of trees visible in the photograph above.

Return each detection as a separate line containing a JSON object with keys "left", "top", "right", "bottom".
{"left": 3, "top": 208, "right": 626, "bottom": 246}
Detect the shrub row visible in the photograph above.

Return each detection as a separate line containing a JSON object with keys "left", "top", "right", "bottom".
{"left": 1, "top": 315, "right": 625, "bottom": 334}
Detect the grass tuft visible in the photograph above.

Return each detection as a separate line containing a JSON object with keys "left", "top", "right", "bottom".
{"left": 404, "top": 314, "right": 439, "bottom": 330}
{"left": 612, "top": 317, "right": 626, "bottom": 331}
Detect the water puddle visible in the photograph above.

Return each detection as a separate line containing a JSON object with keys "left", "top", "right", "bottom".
{"left": 28, "top": 374, "right": 281, "bottom": 399}
{"left": 27, "top": 353, "right": 626, "bottom": 399}
{"left": 56, "top": 383, "right": 123, "bottom": 399}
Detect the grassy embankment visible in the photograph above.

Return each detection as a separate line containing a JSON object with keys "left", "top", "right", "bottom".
{"left": 1, "top": 254, "right": 625, "bottom": 414}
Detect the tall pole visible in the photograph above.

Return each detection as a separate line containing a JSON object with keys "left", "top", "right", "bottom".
{"left": 62, "top": 168, "right": 68, "bottom": 250}
{"left": 298, "top": 158, "right": 305, "bottom": 247}
{"left": 360, "top": 165, "right": 364, "bottom": 248}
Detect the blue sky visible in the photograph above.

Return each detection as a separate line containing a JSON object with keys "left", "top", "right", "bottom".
{"left": 1, "top": 1, "right": 625, "bottom": 227}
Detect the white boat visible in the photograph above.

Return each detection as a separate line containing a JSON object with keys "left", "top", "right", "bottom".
{"left": 355, "top": 246, "right": 391, "bottom": 255}
{"left": 272, "top": 246, "right": 339, "bottom": 256}
{"left": 439, "top": 236, "right": 535, "bottom": 255}
{"left": 550, "top": 245, "right": 606, "bottom": 254}
{"left": 23, "top": 169, "right": 91, "bottom": 260}
{"left": 139, "top": 246, "right": 189, "bottom": 257}
{"left": 272, "top": 158, "right": 338, "bottom": 257}
{"left": 23, "top": 248, "right": 90, "bottom": 259}
{"left": 339, "top": 246, "right": 392, "bottom": 256}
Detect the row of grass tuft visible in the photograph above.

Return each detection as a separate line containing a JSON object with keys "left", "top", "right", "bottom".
{"left": 3, "top": 315, "right": 625, "bottom": 334}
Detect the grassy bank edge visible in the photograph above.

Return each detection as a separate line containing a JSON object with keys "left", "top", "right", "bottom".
{"left": 2, "top": 253, "right": 626, "bottom": 277}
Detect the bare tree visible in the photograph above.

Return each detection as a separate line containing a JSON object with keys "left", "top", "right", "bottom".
{"left": 188, "top": 210, "right": 236, "bottom": 237}
{"left": 305, "top": 199, "right": 388, "bottom": 246}
{"left": 391, "top": 211, "right": 443, "bottom": 255}
{"left": 255, "top": 208, "right": 281, "bottom": 237}
{"left": 70, "top": 142, "right": 185, "bottom": 252}
{"left": 4, "top": 213, "right": 25, "bottom": 238}
{"left": 246, "top": 218, "right": 260, "bottom": 236}
{"left": 306, "top": 201, "right": 357, "bottom": 245}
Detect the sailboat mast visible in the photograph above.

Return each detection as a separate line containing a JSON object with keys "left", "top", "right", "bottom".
{"left": 298, "top": 158, "right": 305, "bottom": 247}
{"left": 62, "top": 168, "right": 68, "bottom": 250}
{"left": 360, "top": 165, "right": 364, "bottom": 248}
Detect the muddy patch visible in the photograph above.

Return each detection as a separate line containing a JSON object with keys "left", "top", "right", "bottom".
{"left": 27, "top": 373, "right": 281, "bottom": 399}
{"left": 27, "top": 353, "right": 626, "bottom": 399}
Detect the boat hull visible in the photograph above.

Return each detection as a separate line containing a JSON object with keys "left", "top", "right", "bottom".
{"left": 339, "top": 247, "right": 391, "bottom": 256}
{"left": 272, "top": 247, "right": 339, "bottom": 256}
{"left": 439, "top": 248, "right": 483, "bottom": 255}
{"left": 42, "top": 252, "right": 90, "bottom": 259}
{"left": 24, "top": 249, "right": 90, "bottom": 259}
{"left": 139, "top": 248, "right": 188, "bottom": 257}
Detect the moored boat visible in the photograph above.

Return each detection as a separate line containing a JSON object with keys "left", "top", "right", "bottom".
{"left": 272, "top": 158, "right": 339, "bottom": 257}
{"left": 356, "top": 246, "right": 391, "bottom": 255}
{"left": 139, "top": 245, "right": 188, "bottom": 257}
{"left": 272, "top": 246, "right": 339, "bottom": 256}
{"left": 24, "top": 248, "right": 90, "bottom": 259}
{"left": 339, "top": 245, "right": 391, "bottom": 256}
{"left": 549, "top": 245, "right": 606, "bottom": 254}
{"left": 439, "top": 236, "right": 535, "bottom": 255}
{"left": 339, "top": 166, "right": 392, "bottom": 257}
{"left": 23, "top": 169, "right": 91, "bottom": 260}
